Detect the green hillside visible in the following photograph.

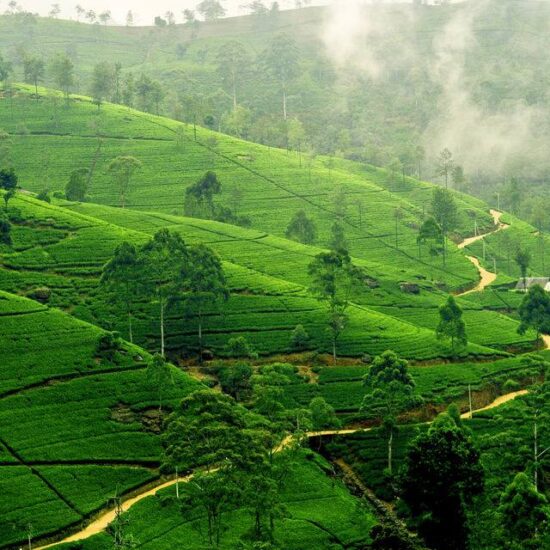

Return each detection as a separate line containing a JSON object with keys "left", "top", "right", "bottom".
{"left": 0, "top": 290, "right": 201, "bottom": 548}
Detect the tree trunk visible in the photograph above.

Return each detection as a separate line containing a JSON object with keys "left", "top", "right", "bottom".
{"left": 332, "top": 337, "right": 337, "bottom": 365}
{"left": 388, "top": 429, "right": 393, "bottom": 475}
{"left": 160, "top": 297, "right": 165, "bottom": 358}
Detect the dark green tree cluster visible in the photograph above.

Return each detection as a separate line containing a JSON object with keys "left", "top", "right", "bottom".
{"left": 101, "top": 229, "right": 228, "bottom": 359}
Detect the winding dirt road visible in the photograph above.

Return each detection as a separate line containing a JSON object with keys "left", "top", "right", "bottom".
{"left": 35, "top": 389, "right": 529, "bottom": 549}
{"left": 457, "top": 210, "right": 508, "bottom": 296}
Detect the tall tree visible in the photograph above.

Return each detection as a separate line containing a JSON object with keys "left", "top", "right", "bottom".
{"left": 515, "top": 247, "right": 531, "bottom": 290}
{"left": 49, "top": 53, "right": 74, "bottom": 99}
{"left": 329, "top": 221, "right": 347, "bottom": 253}
{"left": 436, "top": 295, "right": 467, "bottom": 353}
{"left": 101, "top": 242, "right": 140, "bottom": 343}
{"left": 285, "top": 210, "right": 317, "bottom": 244}
{"left": 362, "top": 350, "right": 419, "bottom": 475}
{"left": 400, "top": 411, "right": 484, "bottom": 550}
{"left": 107, "top": 156, "right": 141, "bottom": 208}
{"left": 197, "top": 0, "right": 225, "bottom": 21}
{"left": 139, "top": 230, "right": 188, "bottom": 357}
{"left": 90, "top": 61, "right": 113, "bottom": 110}
{"left": 436, "top": 148, "right": 454, "bottom": 189}
{"left": 431, "top": 187, "right": 458, "bottom": 264}
{"left": 517, "top": 285, "right": 550, "bottom": 349}
{"left": 308, "top": 249, "right": 362, "bottom": 364}
{"left": 65, "top": 168, "right": 88, "bottom": 202}
{"left": 146, "top": 353, "right": 174, "bottom": 413}
{"left": 499, "top": 472, "right": 549, "bottom": 548}
{"left": 216, "top": 41, "right": 249, "bottom": 111}
{"left": 184, "top": 171, "right": 221, "bottom": 219}
{"left": 176, "top": 244, "right": 228, "bottom": 361}
{"left": 23, "top": 56, "right": 45, "bottom": 95}
{"left": 417, "top": 216, "right": 443, "bottom": 259}
{"left": 0, "top": 168, "right": 17, "bottom": 210}
{"left": 263, "top": 34, "right": 299, "bottom": 120}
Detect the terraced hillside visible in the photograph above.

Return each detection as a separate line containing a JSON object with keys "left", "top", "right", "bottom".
{"left": 0, "top": 290, "right": 201, "bottom": 548}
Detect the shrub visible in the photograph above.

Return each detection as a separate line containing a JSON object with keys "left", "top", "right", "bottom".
{"left": 503, "top": 379, "right": 520, "bottom": 392}
{"left": 290, "top": 324, "right": 311, "bottom": 351}
{"left": 226, "top": 336, "right": 258, "bottom": 359}
{"left": 36, "top": 189, "right": 51, "bottom": 203}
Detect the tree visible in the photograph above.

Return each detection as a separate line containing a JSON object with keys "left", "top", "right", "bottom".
{"left": 362, "top": 350, "right": 418, "bottom": 474}
{"left": 400, "top": 412, "right": 484, "bottom": 550}
{"left": 107, "top": 156, "right": 141, "bottom": 208}
{"left": 64, "top": 168, "right": 88, "bottom": 202}
{"left": 285, "top": 210, "right": 317, "bottom": 244}
{"left": 329, "top": 221, "right": 347, "bottom": 253}
{"left": 518, "top": 285, "right": 550, "bottom": 349}
{"left": 263, "top": 34, "right": 299, "bottom": 120}
{"left": 49, "top": 3, "right": 60, "bottom": 18}
{"left": 216, "top": 41, "right": 249, "bottom": 111}
{"left": 499, "top": 472, "right": 549, "bottom": 548}
{"left": 146, "top": 354, "right": 174, "bottom": 413}
{"left": 197, "top": 0, "right": 225, "bottom": 21}
{"left": 308, "top": 249, "right": 362, "bottom": 364}
{"left": 436, "top": 148, "right": 454, "bottom": 189}
{"left": 226, "top": 336, "right": 257, "bottom": 359}
{"left": 0, "top": 217, "right": 11, "bottom": 246}
{"left": 101, "top": 242, "right": 140, "bottom": 343}
{"left": 23, "top": 56, "right": 45, "bottom": 95}
{"left": 99, "top": 10, "right": 111, "bottom": 25}
{"left": 0, "top": 168, "right": 17, "bottom": 210}
{"left": 85, "top": 10, "right": 96, "bottom": 23}
{"left": 126, "top": 10, "right": 134, "bottom": 26}
{"left": 0, "top": 54, "right": 13, "bottom": 88}
{"left": 452, "top": 164, "right": 467, "bottom": 191}
{"left": 289, "top": 324, "right": 311, "bottom": 351}
{"left": 139, "top": 230, "right": 188, "bottom": 357}
{"left": 417, "top": 216, "right": 443, "bottom": 259}
{"left": 431, "top": 187, "right": 458, "bottom": 264}
{"left": 436, "top": 295, "right": 467, "bottom": 353}
{"left": 75, "top": 4, "right": 85, "bottom": 21}
{"left": 309, "top": 396, "right": 339, "bottom": 430}
{"left": 154, "top": 15, "right": 167, "bottom": 27}
{"left": 176, "top": 244, "right": 228, "bottom": 360}
{"left": 49, "top": 53, "right": 74, "bottom": 99}
{"left": 218, "top": 363, "right": 253, "bottom": 401}
{"left": 184, "top": 171, "right": 221, "bottom": 219}
{"left": 90, "top": 62, "right": 113, "bottom": 110}
{"left": 287, "top": 117, "right": 306, "bottom": 165}
{"left": 515, "top": 247, "right": 531, "bottom": 290}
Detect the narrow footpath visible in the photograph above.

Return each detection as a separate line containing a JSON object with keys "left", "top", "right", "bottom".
{"left": 36, "top": 388, "right": 529, "bottom": 549}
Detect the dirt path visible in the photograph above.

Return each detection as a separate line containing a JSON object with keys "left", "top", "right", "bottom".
{"left": 542, "top": 334, "right": 550, "bottom": 350}
{"left": 36, "top": 388, "right": 529, "bottom": 549}
{"left": 457, "top": 210, "right": 509, "bottom": 296}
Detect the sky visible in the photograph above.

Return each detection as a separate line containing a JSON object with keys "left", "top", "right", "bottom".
{"left": 9, "top": 0, "right": 328, "bottom": 25}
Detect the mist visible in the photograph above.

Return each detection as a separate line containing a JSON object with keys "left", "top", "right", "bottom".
{"left": 321, "top": 0, "right": 549, "bottom": 179}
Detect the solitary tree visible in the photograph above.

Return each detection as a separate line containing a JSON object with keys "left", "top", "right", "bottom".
{"left": 23, "top": 56, "right": 45, "bottom": 95}
{"left": 0, "top": 168, "right": 17, "bottom": 210}
{"left": 329, "top": 221, "right": 347, "bottom": 253}
{"left": 436, "top": 148, "right": 454, "bottom": 189}
{"left": 90, "top": 62, "right": 113, "bottom": 110}
{"left": 101, "top": 242, "right": 140, "bottom": 343}
{"left": 362, "top": 350, "right": 418, "bottom": 474}
{"left": 184, "top": 171, "right": 221, "bottom": 219}
{"left": 0, "top": 217, "right": 11, "bottom": 246}
{"left": 308, "top": 249, "right": 362, "bottom": 364}
{"left": 431, "top": 187, "right": 458, "bottom": 264}
{"left": 262, "top": 34, "right": 299, "bottom": 120}
{"left": 417, "top": 216, "right": 443, "bottom": 259}
{"left": 499, "top": 472, "right": 549, "bottom": 548}
{"left": 216, "top": 41, "right": 249, "bottom": 111}
{"left": 146, "top": 353, "right": 174, "bottom": 413}
{"left": 49, "top": 53, "right": 74, "bottom": 99}
{"left": 436, "top": 295, "right": 467, "bottom": 353}
{"left": 285, "top": 210, "right": 317, "bottom": 244}
{"left": 515, "top": 247, "right": 531, "bottom": 290}
{"left": 400, "top": 411, "right": 484, "bottom": 550}
{"left": 65, "top": 168, "right": 88, "bottom": 201}
{"left": 197, "top": 0, "right": 225, "bottom": 21}
{"left": 108, "top": 156, "right": 141, "bottom": 208}
{"left": 139, "top": 230, "right": 188, "bottom": 357}
{"left": 518, "top": 285, "right": 550, "bottom": 349}
{"left": 176, "top": 244, "right": 228, "bottom": 360}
